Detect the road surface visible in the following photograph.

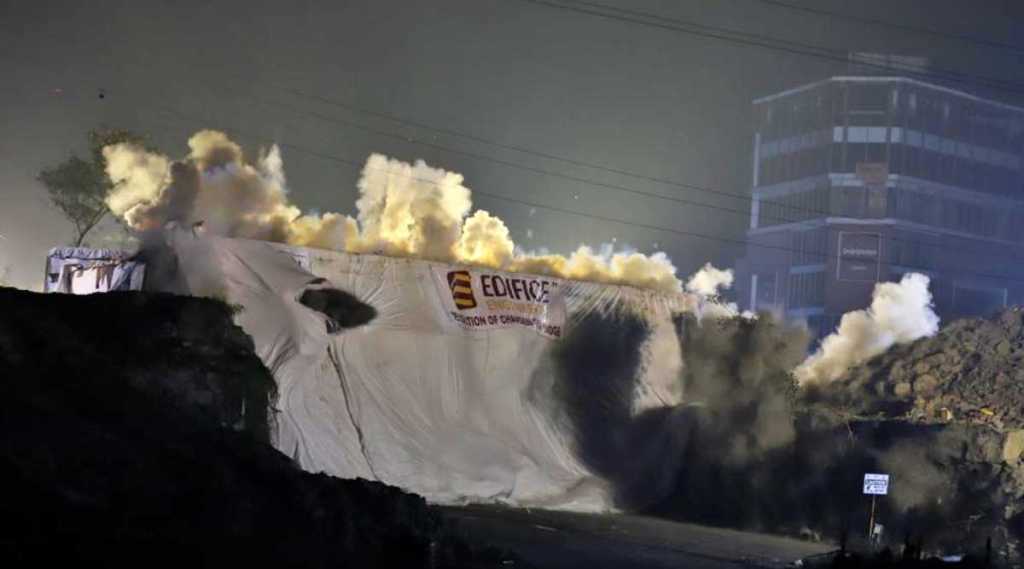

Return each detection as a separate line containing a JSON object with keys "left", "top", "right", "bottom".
{"left": 440, "top": 505, "right": 834, "bottom": 568}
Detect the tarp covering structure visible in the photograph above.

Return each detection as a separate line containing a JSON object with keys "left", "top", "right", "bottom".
{"left": 44, "top": 247, "right": 146, "bottom": 294}
{"left": 151, "top": 231, "right": 699, "bottom": 510}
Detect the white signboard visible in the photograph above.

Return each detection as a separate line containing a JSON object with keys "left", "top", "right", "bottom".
{"left": 856, "top": 162, "right": 890, "bottom": 186}
{"left": 431, "top": 267, "right": 567, "bottom": 338}
{"left": 863, "top": 473, "right": 890, "bottom": 495}
{"left": 837, "top": 232, "right": 882, "bottom": 282}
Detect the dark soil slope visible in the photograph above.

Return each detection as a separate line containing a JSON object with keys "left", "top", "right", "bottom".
{"left": 0, "top": 287, "right": 504, "bottom": 568}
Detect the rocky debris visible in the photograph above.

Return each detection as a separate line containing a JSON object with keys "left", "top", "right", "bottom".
{"left": 1003, "top": 431, "right": 1024, "bottom": 464}
{"left": 797, "top": 307, "right": 1024, "bottom": 564}
{"left": 804, "top": 549, "right": 993, "bottom": 568}
{"left": 0, "top": 287, "right": 521, "bottom": 568}
{"left": 809, "top": 307, "right": 1024, "bottom": 434}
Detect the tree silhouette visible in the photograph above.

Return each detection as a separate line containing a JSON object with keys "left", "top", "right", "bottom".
{"left": 37, "top": 128, "right": 148, "bottom": 247}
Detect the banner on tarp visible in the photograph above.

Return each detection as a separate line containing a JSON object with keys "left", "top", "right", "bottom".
{"left": 431, "top": 266, "right": 567, "bottom": 338}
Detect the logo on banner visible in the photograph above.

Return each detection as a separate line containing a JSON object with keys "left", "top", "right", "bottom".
{"left": 432, "top": 267, "right": 566, "bottom": 338}
{"left": 447, "top": 270, "right": 477, "bottom": 310}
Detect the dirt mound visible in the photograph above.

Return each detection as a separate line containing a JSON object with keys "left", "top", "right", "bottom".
{"left": 0, "top": 287, "right": 516, "bottom": 568}
{"left": 813, "top": 307, "right": 1024, "bottom": 434}
{"left": 791, "top": 307, "right": 1024, "bottom": 562}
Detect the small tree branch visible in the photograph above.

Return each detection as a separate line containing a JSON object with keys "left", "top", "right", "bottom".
{"left": 74, "top": 209, "right": 108, "bottom": 247}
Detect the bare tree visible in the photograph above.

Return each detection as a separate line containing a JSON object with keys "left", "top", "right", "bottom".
{"left": 37, "top": 128, "right": 147, "bottom": 247}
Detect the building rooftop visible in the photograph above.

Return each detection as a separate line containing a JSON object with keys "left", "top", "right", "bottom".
{"left": 753, "top": 76, "right": 1024, "bottom": 115}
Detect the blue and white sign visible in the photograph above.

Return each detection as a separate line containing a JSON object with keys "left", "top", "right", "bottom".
{"left": 863, "top": 473, "right": 890, "bottom": 496}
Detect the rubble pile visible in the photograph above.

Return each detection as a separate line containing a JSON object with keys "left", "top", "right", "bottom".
{"left": 795, "top": 307, "right": 1024, "bottom": 562}
{"left": 818, "top": 307, "right": 1024, "bottom": 435}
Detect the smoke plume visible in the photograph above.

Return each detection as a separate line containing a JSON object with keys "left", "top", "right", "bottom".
{"left": 795, "top": 273, "right": 939, "bottom": 385}
{"left": 681, "top": 262, "right": 747, "bottom": 319}
{"left": 685, "top": 262, "right": 733, "bottom": 297}
{"left": 550, "top": 305, "right": 809, "bottom": 510}
{"left": 675, "top": 312, "right": 809, "bottom": 461}
{"left": 103, "top": 131, "right": 681, "bottom": 292}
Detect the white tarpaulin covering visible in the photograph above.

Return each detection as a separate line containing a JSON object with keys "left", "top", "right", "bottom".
{"left": 163, "top": 231, "right": 697, "bottom": 510}
{"left": 44, "top": 247, "right": 146, "bottom": 294}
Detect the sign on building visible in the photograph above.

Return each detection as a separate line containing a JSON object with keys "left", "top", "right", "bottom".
{"left": 837, "top": 232, "right": 881, "bottom": 282}
{"left": 857, "top": 162, "right": 889, "bottom": 218}
{"left": 855, "top": 162, "right": 889, "bottom": 187}
{"left": 863, "top": 473, "right": 890, "bottom": 495}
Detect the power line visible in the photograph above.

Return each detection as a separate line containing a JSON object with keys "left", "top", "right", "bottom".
{"left": 560, "top": 0, "right": 1024, "bottom": 92}
{"left": 13, "top": 54, "right": 1017, "bottom": 283}
{"left": 11, "top": 25, "right": 1015, "bottom": 283}
{"left": 287, "top": 86, "right": 854, "bottom": 225}
{"left": 7, "top": 50, "right": 1018, "bottom": 258}
{"left": 290, "top": 87, "right": 758, "bottom": 206}
{"left": 511, "top": 0, "right": 1024, "bottom": 96}
{"left": 10, "top": 36, "right": 1022, "bottom": 263}
{"left": 240, "top": 89, "right": 795, "bottom": 224}
{"left": 134, "top": 5, "right": 1024, "bottom": 238}
{"left": 147, "top": 102, "right": 1024, "bottom": 285}
{"left": 748, "top": 0, "right": 1024, "bottom": 56}
{"left": 217, "top": 83, "right": 1009, "bottom": 258}
{"left": 4, "top": 34, "right": 969, "bottom": 234}
{"left": 0, "top": 44, "right": 775, "bottom": 217}
{"left": 3, "top": 51, "right": 790, "bottom": 226}
{"left": 7, "top": 50, "right": 1008, "bottom": 262}
{"left": 10, "top": 28, "right": 1019, "bottom": 241}
{"left": 151, "top": 74, "right": 832, "bottom": 231}
{"left": 285, "top": 86, "right": 1024, "bottom": 258}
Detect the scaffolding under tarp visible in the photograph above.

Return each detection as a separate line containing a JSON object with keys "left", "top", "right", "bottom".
{"left": 44, "top": 247, "right": 146, "bottom": 294}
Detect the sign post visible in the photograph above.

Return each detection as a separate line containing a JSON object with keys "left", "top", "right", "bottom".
{"left": 863, "top": 473, "right": 890, "bottom": 544}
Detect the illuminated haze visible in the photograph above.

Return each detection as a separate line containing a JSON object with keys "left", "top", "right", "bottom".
{"left": 104, "top": 130, "right": 682, "bottom": 292}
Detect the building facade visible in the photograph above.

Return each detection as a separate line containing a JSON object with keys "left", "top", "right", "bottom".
{"left": 737, "top": 77, "right": 1024, "bottom": 338}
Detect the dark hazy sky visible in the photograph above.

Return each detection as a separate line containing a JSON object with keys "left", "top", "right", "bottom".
{"left": 2, "top": 0, "right": 1022, "bottom": 290}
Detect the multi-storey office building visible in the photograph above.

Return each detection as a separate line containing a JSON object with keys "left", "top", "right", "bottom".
{"left": 737, "top": 76, "right": 1024, "bottom": 338}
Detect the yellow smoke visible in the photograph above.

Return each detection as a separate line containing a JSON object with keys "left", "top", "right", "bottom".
{"left": 103, "top": 130, "right": 683, "bottom": 292}
{"left": 103, "top": 143, "right": 171, "bottom": 226}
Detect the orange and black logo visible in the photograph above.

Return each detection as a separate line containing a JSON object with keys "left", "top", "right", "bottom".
{"left": 447, "top": 270, "right": 477, "bottom": 310}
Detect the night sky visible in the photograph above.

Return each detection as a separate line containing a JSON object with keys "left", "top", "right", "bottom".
{"left": 2, "top": 0, "right": 1022, "bottom": 290}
